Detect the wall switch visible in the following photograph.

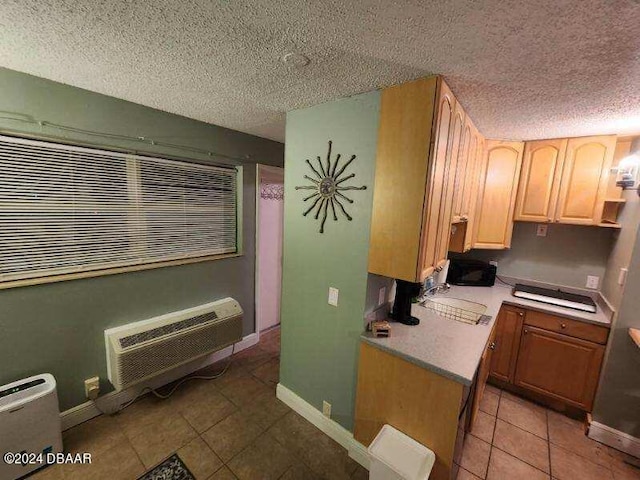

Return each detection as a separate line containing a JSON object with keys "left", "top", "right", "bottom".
{"left": 322, "top": 400, "right": 332, "bottom": 418}
{"left": 378, "top": 286, "right": 387, "bottom": 306}
{"left": 328, "top": 287, "right": 339, "bottom": 307}
{"left": 84, "top": 376, "right": 100, "bottom": 400}
{"left": 536, "top": 224, "right": 548, "bottom": 237}
{"left": 586, "top": 275, "right": 600, "bottom": 290}
{"left": 618, "top": 268, "right": 628, "bottom": 286}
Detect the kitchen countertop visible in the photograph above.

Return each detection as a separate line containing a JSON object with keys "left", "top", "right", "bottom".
{"left": 361, "top": 283, "right": 612, "bottom": 386}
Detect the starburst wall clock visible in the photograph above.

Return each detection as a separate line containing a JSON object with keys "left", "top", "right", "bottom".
{"left": 295, "top": 141, "right": 367, "bottom": 233}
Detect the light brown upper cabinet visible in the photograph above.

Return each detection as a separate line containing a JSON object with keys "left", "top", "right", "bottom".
{"left": 514, "top": 139, "right": 567, "bottom": 222}
{"left": 369, "top": 76, "right": 459, "bottom": 282}
{"left": 555, "top": 135, "right": 617, "bottom": 225}
{"left": 473, "top": 140, "right": 524, "bottom": 249}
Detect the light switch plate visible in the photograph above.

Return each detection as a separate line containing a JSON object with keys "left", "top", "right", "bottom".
{"left": 328, "top": 287, "right": 339, "bottom": 307}
{"left": 536, "top": 224, "right": 548, "bottom": 237}
{"left": 586, "top": 275, "right": 600, "bottom": 290}
{"left": 322, "top": 401, "right": 332, "bottom": 418}
{"left": 378, "top": 286, "right": 387, "bottom": 306}
{"left": 618, "top": 268, "right": 628, "bottom": 286}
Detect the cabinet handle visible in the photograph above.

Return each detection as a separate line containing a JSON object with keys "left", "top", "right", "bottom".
{"left": 518, "top": 312, "right": 524, "bottom": 317}
{"left": 524, "top": 329, "right": 529, "bottom": 334}
{"left": 489, "top": 342, "right": 496, "bottom": 350}
{"left": 561, "top": 323, "right": 567, "bottom": 329}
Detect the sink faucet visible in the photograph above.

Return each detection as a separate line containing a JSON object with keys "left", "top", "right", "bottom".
{"left": 424, "top": 282, "right": 451, "bottom": 296}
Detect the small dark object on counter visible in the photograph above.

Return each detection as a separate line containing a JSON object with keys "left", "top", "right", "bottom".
{"left": 391, "top": 279, "right": 422, "bottom": 325}
{"left": 372, "top": 320, "right": 391, "bottom": 337}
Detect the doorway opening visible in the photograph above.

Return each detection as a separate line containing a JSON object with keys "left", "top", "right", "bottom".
{"left": 255, "top": 164, "right": 284, "bottom": 339}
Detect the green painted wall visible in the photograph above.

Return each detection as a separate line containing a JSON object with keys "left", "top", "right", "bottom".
{"left": 0, "top": 67, "right": 284, "bottom": 410}
{"left": 280, "top": 91, "right": 380, "bottom": 431}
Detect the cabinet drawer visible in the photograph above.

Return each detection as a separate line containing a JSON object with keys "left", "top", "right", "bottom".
{"left": 524, "top": 310, "right": 609, "bottom": 344}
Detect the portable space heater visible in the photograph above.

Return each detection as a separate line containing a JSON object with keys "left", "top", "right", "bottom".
{"left": 0, "top": 374, "right": 63, "bottom": 480}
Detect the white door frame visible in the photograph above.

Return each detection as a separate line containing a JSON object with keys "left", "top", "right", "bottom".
{"left": 255, "top": 164, "right": 285, "bottom": 341}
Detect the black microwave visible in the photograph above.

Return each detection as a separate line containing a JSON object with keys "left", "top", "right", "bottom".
{"left": 447, "top": 259, "right": 497, "bottom": 286}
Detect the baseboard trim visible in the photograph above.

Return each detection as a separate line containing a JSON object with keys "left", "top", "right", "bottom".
{"left": 589, "top": 421, "right": 640, "bottom": 459}
{"left": 276, "top": 383, "right": 370, "bottom": 469}
{"left": 60, "top": 333, "right": 259, "bottom": 431}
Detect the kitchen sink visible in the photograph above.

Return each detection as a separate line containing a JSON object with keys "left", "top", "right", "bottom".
{"left": 420, "top": 297, "right": 489, "bottom": 325}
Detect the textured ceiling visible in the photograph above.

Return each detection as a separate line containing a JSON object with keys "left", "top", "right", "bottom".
{"left": 1, "top": 0, "right": 639, "bottom": 143}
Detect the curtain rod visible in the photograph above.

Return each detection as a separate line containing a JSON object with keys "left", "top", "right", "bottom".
{"left": 0, "top": 112, "right": 253, "bottom": 167}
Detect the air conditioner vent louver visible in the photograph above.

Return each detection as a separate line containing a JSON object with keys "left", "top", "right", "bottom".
{"left": 119, "top": 311, "right": 219, "bottom": 348}
{"left": 105, "top": 298, "right": 242, "bottom": 390}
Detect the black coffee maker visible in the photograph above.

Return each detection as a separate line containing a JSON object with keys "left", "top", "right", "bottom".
{"left": 390, "top": 279, "right": 422, "bottom": 326}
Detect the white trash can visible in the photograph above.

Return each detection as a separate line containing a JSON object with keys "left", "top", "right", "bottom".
{"left": 367, "top": 424, "right": 435, "bottom": 480}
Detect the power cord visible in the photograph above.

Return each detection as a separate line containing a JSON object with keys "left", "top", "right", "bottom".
{"left": 94, "top": 344, "right": 236, "bottom": 415}
{"left": 495, "top": 275, "right": 515, "bottom": 287}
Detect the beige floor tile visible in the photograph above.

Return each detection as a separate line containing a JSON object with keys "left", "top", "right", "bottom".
{"left": 548, "top": 413, "right": 611, "bottom": 468}
{"left": 480, "top": 391, "right": 499, "bottom": 416}
{"left": 241, "top": 391, "right": 290, "bottom": 430}
{"left": 232, "top": 345, "right": 274, "bottom": 371}
{"left": 169, "top": 380, "right": 237, "bottom": 433}
{"left": 227, "top": 432, "right": 295, "bottom": 480}
{"left": 484, "top": 384, "right": 501, "bottom": 396}
{"left": 201, "top": 410, "right": 265, "bottom": 462}
{"left": 268, "top": 411, "right": 358, "bottom": 479}
{"left": 216, "top": 374, "right": 271, "bottom": 407}
{"left": 493, "top": 419, "right": 550, "bottom": 473}
{"left": 250, "top": 358, "right": 280, "bottom": 386}
{"left": 128, "top": 413, "right": 197, "bottom": 468}
{"left": 349, "top": 464, "right": 369, "bottom": 480}
{"left": 114, "top": 394, "right": 176, "bottom": 440}
{"left": 550, "top": 444, "right": 614, "bottom": 480}
{"left": 497, "top": 395, "right": 548, "bottom": 439}
{"left": 62, "top": 413, "right": 127, "bottom": 456}
{"left": 487, "top": 448, "right": 549, "bottom": 480}
{"left": 460, "top": 434, "right": 491, "bottom": 479}
{"left": 470, "top": 410, "right": 496, "bottom": 444}
{"left": 207, "top": 465, "right": 238, "bottom": 480}
{"left": 63, "top": 439, "right": 145, "bottom": 480}
{"left": 608, "top": 449, "right": 640, "bottom": 480}
{"left": 178, "top": 437, "right": 223, "bottom": 479}
{"left": 457, "top": 466, "right": 482, "bottom": 479}
{"left": 28, "top": 464, "right": 65, "bottom": 480}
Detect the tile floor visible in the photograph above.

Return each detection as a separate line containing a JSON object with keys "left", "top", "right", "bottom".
{"left": 458, "top": 384, "right": 640, "bottom": 480}
{"left": 27, "top": 327, "right": 639, "bottom": 480}
{"left": 31, "top": 328, "right": 368, "bottom": 480}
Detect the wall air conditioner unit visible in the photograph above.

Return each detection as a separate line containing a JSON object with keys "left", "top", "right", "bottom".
{"left": 105, "top": 298, "right": 243, "bottom": 390}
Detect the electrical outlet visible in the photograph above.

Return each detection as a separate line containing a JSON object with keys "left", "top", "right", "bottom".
{"left": 328, "top": 287, "right": 339, "bottom": 307}
{"left": 84, "top": 376, "right": 100, "bottom": 400}
{"left": 489, "top": 260, "right": 498, "bottom": 268}
{"left": 586, "top": 275, "right": 600, "bottom": 290}
{"left": 618, "top": 268, "right": 628, "bottom": 286}
{"left": 378, "top": 286, "right": 387, "bottom": 306}
{"left": 536, "top": 224, "right": 548, "bottom": 237}
{"left": 322, "top": 400, "right": 332, "bottom": 418}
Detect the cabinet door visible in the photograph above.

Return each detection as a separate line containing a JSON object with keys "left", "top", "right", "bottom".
{"left": 489, "top": 305, "right": 525, "bottom": 383}
{"left": 368, "top": 77, "right": 438, "bottom": 281}
{"left": 554, "top": 135, "right": 616, "bottom": 225}
{"left": 514, "top": 139, "right": 567, "bottom": 222}
{"left": 473, "top": 141, "right": 524, "bottom": 249}
{"left": 418, "top": 80, "right": 454, "bottom": 280}
{"left": 469, "top": 324, "right": 497, "bottom": 430}
{"left": 452, "top": 118, "right": 472, "bottom": 223}
{"left": 463, "top": 130, "right": 484, "bottom": 252}
{"left": 433, "top": 101, "right": 465, "bottom": 269}
{"left": 514, "top": 326, "right": 605, "bottom": 410}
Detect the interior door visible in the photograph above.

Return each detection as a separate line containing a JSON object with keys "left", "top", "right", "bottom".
{"left": 257, "top": 165, "right": 284, "bottom": 331}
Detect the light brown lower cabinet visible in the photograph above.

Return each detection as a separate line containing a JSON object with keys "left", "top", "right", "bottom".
{"left": 488, "top": 305, "right": 608, "bottom": 412}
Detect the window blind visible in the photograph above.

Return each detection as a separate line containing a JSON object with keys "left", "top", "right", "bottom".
{"left": 0, "top": 135, "right": 237, "bottom": 284}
